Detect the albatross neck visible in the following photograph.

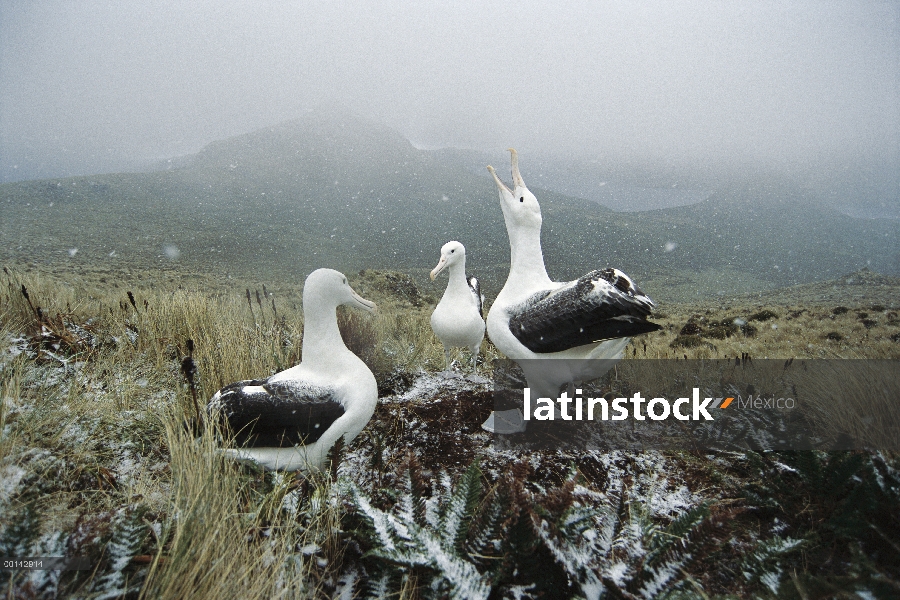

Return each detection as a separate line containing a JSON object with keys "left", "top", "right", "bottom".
{"left": 301, "top": 300, "right": 350, "bottom": 368}
{"left": 447, "top": 260, "right": 469, "bottom": 292}
{"left": 507, "top": 222, "right": 551, "bottom": 289}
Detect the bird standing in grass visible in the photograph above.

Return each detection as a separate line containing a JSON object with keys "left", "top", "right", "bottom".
{"left": 482, "top": 149, "right": 660, "bottom": 433}
{"left": 208, "top": 268, "right": 377, "bottom": 471}
{"left": 430, "top": 241, "right": 485, "bottom": 375}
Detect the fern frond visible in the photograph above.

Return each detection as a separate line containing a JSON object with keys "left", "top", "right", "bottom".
{"left": 363, "top": 569, "right": 393, "bottom": 599}
{"left": 464, "top": 486, "right": 506, "bottom": 566}
{"left": 645, "top": 503, "right": 709, "bottom": 566}
{"left": 349, "top": 476, "right": 492, "bottom": 599}
{"left": 535, "top": 509, "right": 604, "bottom": 600}
{"left": 397, "top": 452, "right": 428, "bottom": 526}
{"left": 422, "top": 533, "right": 491, "bottom": 599}
{"left": 872, "top": 452, "right": 900, "bottom": 502}
{"left": 637, "top": 559, "right": 690, "bottom": 599}
{"left": 92, "top": 505, "right": 149, "bottom": 600}
{"left": 0, "top": 499, "right": 40, "bottom": 558}
{"left": 351, "top": 485, "right": 403, "bottom": 555}
{"left": 440, "top": 461, "right": 482, "bottom": 553}
{"left": 740, "top": 535, "right": 804, "bottom": 595}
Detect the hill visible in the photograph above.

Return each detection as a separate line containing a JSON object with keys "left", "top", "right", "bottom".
{"left": 1, "top": 108, "right": 897, "bottom": 302}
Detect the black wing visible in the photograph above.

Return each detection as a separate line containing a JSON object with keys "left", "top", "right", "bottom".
{"left": 467, "top": 275, "right": 483, "bottom": 318}
{"left": 208, "top": 378, "right": 345, "bottom": 448}
{"left": 508, "top": 268, "right": 661, "bottom": 353}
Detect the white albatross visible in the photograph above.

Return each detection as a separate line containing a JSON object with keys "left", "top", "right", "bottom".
{"left": 482, "top": 149, "right": 661, "bottom": 433}
{"left": 208, "top": 268, "right": 378, "bottom": 471}
{"left": 429, "top": 241, "right": 485, "bottom": 373}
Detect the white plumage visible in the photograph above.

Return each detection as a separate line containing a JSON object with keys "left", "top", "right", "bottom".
{"left": 430, "top": 241, "right": 485, "bottom": 373}
{"left": 482, "top": 149, "right": 660, "bottom": 433}
{"left": 208, "top": 268, "right": 378, "bottom": 471}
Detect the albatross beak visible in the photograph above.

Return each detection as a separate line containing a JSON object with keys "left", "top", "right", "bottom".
{"left": 508, "top": 148, "right": 526, "bottom": 190}
{"left": 349, "top": 288, "right": 377, "bottom": 313}
{"left": 430, "top": 257, "right": 448, "bottom": 280}
{"left": 487, "top": 165, "right": 515, "bottom": 205}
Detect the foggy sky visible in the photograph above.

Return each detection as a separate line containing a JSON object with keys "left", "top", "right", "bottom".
{"left": 1, "top": 1, "right": 898, "bottom": 210}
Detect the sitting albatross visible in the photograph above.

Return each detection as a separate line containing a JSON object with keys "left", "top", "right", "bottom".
{"left": 429, "top": 240, "right": 485, "bottom": 373}
{"left": 482, "top": 149, "right": 660, "bottom": 433}
{"left": 208, "top": 268, "right": 378, "bottom": 471}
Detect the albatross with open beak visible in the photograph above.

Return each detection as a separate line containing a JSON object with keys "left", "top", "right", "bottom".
{"left": 482, "top": 149, "right": 660, "bottom": 433}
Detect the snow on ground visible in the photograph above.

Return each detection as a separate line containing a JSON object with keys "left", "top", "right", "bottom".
{"left": 0, "top": 464, "right": 28, "bottom": 507}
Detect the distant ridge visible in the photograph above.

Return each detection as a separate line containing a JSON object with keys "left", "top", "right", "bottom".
{"left": 682, "top": 268, "right": 900, "bottom": 309}
{"left": 1, "top": 107, "right": 897, "bottom": 301}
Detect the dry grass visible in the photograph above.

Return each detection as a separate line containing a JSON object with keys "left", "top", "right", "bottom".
{"left": 139, "top": 409, "right": 345, "bottom": 599}
{"left": 790, "top": 360, "right": 900, "bottom": 452}
{"left": 0, "top": 269, "right": 336, "bottom": 598}
{"left": 0, "top": 265, "right": 473, "bottom": 598}
{"left": 631, "top": 301, "right": 900, "bottom": 361}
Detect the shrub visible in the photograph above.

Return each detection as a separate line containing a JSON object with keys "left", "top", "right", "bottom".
{"left": 749, "top": 309, "right": 779, "bottom": 321}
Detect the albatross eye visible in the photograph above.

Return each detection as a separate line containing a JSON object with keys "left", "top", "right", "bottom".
{"left": 520, "top": 197, "right": 524, "bottom": 202}
{"left": 450, "top": 249, "right": 455, "bottom": 253}
{"left": 343, "top": 278, "right": 347, "bottom": 284}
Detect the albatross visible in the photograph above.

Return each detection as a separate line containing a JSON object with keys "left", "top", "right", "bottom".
{"left": 208, "top": 268, "right": 378, "bottom": 471}
{"left": 429, "top": 240, "right": 485, "bottom": 373}
{"left": 482, "top": 149, "right": 661, "bottom": 433}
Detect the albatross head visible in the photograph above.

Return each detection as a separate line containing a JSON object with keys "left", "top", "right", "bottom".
{"left": 304, "top": 268, "right": 376, "bottom": 313}
{"left": 487, "top": 148, "right": 542, "bottom": 231}
{"left": 430, "top": 240, "right": 466, "bottom": 280}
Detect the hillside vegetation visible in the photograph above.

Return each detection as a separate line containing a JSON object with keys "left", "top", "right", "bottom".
{"left": 2, "top": 263, "right": 899, "bottom": 598}
{"left": 2, "top": 109, "right": 897, "bottom": 303}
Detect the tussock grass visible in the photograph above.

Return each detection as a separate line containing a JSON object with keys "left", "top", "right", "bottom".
{"left": 139, "top": 408, "right": 343, "bottom": 599}
{"left": 0, "top": 266, "right": 453, "bottom": 597}
{"left": 633, "top": 300, "right": 900, "bottom": 361}
{"left": 132, "top": 288, "right": 305, "bottom": 402}
{"left": 793, "top": 361, "right": 900, "bottom": 452}
{"left": 0, "top": 270, "right": 304, "bottom": 597}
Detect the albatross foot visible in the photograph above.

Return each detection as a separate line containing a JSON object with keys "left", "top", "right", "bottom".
{"left": 481, "top": 409, "right": 526, "bottom": 434}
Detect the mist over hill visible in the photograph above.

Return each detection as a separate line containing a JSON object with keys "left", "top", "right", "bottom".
{"left": 2, "top": 109, "right": 897, "bottom": 301}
